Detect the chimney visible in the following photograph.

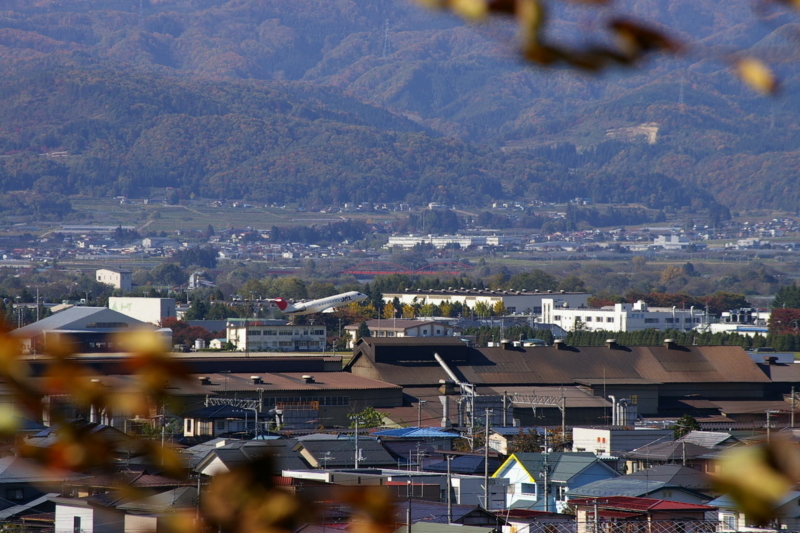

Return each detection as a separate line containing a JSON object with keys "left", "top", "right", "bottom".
{"left": 198, "top": 376, "right": 211, "bottom": 386}
{"left": 251, "top": 375, "right": 263, "bottom": 384}
{"left": 764, "top": 356, "right": 779, "bottom": 365}
{"left": 554, "top": 339, "right": 567, "bottom": 350}
{"left": 302, "top": 374, "right": 315, "bottom": 384}
{"left": 605, "top": 339, "right": 618, "bottom": 349}
{"left": 663, "top": 338, "right": 676, "bottom": 349}
{"left": 500, "top": 340, "right": 512, "bottom": 350}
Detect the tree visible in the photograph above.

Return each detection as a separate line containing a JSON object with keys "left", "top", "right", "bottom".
{"left": 349, "top": 406, "right": 387, "bottom": 429}
{"left": 508, "top": 428, "right": 542, "bottom": 453}
{"left": 773, "top": 284, "right": 800, "bottom": 310}
{"left": 672, "top": 414, "right": 701, "bottom": 439}
{"left": 356, "top": 321, "right": 371, "bottom": 341}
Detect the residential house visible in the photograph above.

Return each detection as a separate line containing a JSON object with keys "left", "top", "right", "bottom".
{"left": 117, "top": 486, "right": 199, "bottom": 533}
{"left": 572, "top": 428, "right": 674, "bottom": 458}
{"left": 623, "top": 442, "right": 718, "bottom": 474}
{"left": 194, "top": 439, "right": 307, "bottom": 476}
{"left": 53, "top": 493, "right": 125, "bottom": 533}
{"left": 569, "top": 496, "right": 717, "bottom": 533}
{"left": 293, "top": 436, "right": 397, "bottom": 469}
{"left": 710, "top": 492, "right": 800, "bottom": 532}
{"left": 492, "top": 452, "right": 620, "bottom": 512}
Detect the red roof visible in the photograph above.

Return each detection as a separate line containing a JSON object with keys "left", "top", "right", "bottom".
{"left": 570, "top": 497, "right": 716, "bottom": 512}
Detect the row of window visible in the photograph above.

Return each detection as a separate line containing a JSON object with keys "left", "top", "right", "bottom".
{"left": 263, "top": 396, "right": 350, "bottom": 406}
{"left": 248, "top": 329, "right": 325, "bottom": 336}
{"left": 249, "top": 340, "right": 323, "bottom": 347}
{"left": 553, "top": 315, "right": 703, "bottom": 324}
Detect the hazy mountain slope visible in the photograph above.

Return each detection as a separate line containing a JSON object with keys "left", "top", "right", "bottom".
{"left": 0, "top": 0, "right": 799, "bottom": 210}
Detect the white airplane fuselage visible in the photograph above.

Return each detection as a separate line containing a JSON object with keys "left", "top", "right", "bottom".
{"left": 273, "top": 291, "right": 368, "bottom": 315}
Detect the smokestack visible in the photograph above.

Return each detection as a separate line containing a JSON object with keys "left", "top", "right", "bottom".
{"left": 554, "top": 339, "right": 567, "bottom": 350}
{"left": 663, "top": 338, "right": 676, "bottom": 350}
{"left": 605, "top": 339, "right": 618, "bottom": 349}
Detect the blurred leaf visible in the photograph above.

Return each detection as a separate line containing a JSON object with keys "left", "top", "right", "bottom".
{"left": 450, "top": 0, "right": 488, "bottom": 20}
{"left": 715, "top": 441, "right": 797, "bottom": 526}
{"left": 736, "top": 57, "right": 778, "bottom": 95}
{"left": 609, "top": 18, "right": 681, "bottom": 59}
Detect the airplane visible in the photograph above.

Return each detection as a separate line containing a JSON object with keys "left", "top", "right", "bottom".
{"left": 271, "top": 291, "right": 368, "bottom": 316}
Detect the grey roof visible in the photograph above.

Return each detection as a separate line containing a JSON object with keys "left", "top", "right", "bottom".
{"left": 393, "top": 524, "right": 495, "bottom": 533}
{"left": 565, "top": 478, "right": 712, "bottom": 500}
{"left": 296, "top": 438, "right": 396, "bottom": 468}
{"left": 117, "top": 487, "right": 198, "bottom": 513}
{"left": 624, "top": 441, "right": 717, "bottom": 461}
{"left": 182, "top": 405, "right": 251, "bottom": 419}
{"left": 195, "top": 439, "right": 307, "bottom": 474}
{"left": 624, "top": 464, "right": 713, "bottom": 490}
{"left": 11, "top": 307, "right": 152, "bottom": 337}
{"left": 568, "top": 478, "right": 670, "bottom": 498}
{"left": 677, "top": 431, "right": 739, "bottom": 448}
{"left": 0, "top": 493, "right": 59, "bottom": 519}
{"left": 0, "top": 456, "right": 87, "bottom": 483}
{"left": 499, "top": 452, "right": 618, "bottom": 483}
{"left": 392, "top": 501, "right": 501, "bottom": 524}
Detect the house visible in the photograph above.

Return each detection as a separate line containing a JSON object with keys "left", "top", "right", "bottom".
{"left": 293, "top": 436, "right": 397, "bottom": 469}
{"left": 623, "top": 441, "right": 718, "bottom": 474}
{"left": 569, "top": 496, "right": 717, "bottom": 533}
{"left": 488, "top": 427, "right": 545, "bottom": 455}
{"left": 117, "top": 486, "right": 199, "bottom": 533}
{"left": 0, "top": 455, "right": 85, "bottom": 513}
{"left": 572, "top": 427, "right": 674, "bottom": 458}
{"left": 181, "top": 405, "right": 258, "bottom": 438}
{"left": 343, "top": 319, "right": 462, "bottom": 349}
{"left": 567, "top": 471, "right": 713, "bottom": 505}
{"left": 709, "top": 492, "right": 800, "bottom": 532}
{"left": 194, "top": 439, "right": 308, "bottom": 476}
{"left": 95, "top": 267, "right": 132, "bottom": 292}
{"left": 492, "top": 452, "right": 620, "bottom": 512}
{"left": 53, "top": 493, "right": 125, "bottom": 533}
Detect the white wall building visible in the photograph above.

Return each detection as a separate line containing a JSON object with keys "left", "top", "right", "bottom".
{"left": 226, "top": 319, "right": 326, "bottom": 352}
{"left": 653, "top": 234, "right": 691, "bottom": 250}
{"left": 540, "top": 298, "right": 706, "bottom": 333}
{"left": 384, "top": 289, "right": 590, "bottom": 315}
{"left": 572, "top": 427, "right": 674, "bottom": 457}
{"left": 343, "top": 319, "right": 462, "bottom": 349}
{"left": 385, "top": 234, "right": 522, "bottom": 250}
{"left": 95, "top": 267, "right": 132, "bottom": 292}
{"left": 108, "top": 297, "right": 176, "bottom": 325}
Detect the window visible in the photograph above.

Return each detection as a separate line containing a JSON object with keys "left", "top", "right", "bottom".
{"left": 685, "top": 318, "right": 692, "bottom": 323}
{"left": 722, "top": 514, "right": 736, "bottom": 531}
{"left": 521, "top": 483, "right": 537, "bottom": 495}
{"left": 606, "top": 317, "right": 614, "bottom": 323}
{"left": 644, "top": 318, "right": 659, "bottom": 323}
{"left": 215, "top": 420, "right": 225, "bottom": 430}
{"left": 186, "top": 419, "right": 193, "bottom": 433}
{"left": 6, "top": 489, "right": 22, "bottom": 500}
{"left": 554, "top": 315, "right": 561, "bottom": 321}
{"left": 585, "top": 316, "right": 592, "bottom": 322}
{"left": 630, "top": 395, "right": 638, "bottom": 405}
{"left": 665, "top": 318, "right": 674, "bottom": 323}
{"left": 265, "top": 330, "right": 277, "bottom": 336}
{"left": 74, "top": 516, "right": 81, "bottom": 533}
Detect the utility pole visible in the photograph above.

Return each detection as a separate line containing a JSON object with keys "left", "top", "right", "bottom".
{"left": 406, "top": 479, "right": 412, "bottom": 533}
{"left": 417, "top": 400, "right": 427, "bottom": 428}
{"left": 792, "top": 386, "right": 796, "bottom": 429}
{"left": 484, "top": 408, "right": 491, "bottom": 511}
{"left": 446, "top": 454, "right": 453, "bottom": 524}
{"left": 354, "top": 416, "right": 360, "bottom": 468}
{"left": 542, "top": 431, "right": 550, "bottom": 512}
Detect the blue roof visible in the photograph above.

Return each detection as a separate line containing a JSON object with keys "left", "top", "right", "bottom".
{"left": 373, "top": 427, "right": 459, "bottom": 439}
{"left": 427, "top": 455, "right": 502, "bottom": 475}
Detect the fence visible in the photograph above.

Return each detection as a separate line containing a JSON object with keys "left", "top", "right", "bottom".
{"left": 513, "top": 521, "right": 722, "bottom": 533}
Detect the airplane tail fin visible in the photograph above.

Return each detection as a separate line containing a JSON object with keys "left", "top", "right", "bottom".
{"left": 273, "top": 298, "right": 289, "bottom": 311}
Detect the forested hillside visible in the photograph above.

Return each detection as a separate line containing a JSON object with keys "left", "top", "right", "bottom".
{"left": 0, "top": 0, "right": 798, "bottom": 210}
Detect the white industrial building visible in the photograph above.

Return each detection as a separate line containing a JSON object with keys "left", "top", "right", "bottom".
{"left": 385, "top": 234, "right": 522, "bottom": 249}
{"left": 653, "top": 234, "right": 691, "bottom": 250}
{"left": 540, "top": 298, "right": 706, "bottom": 333}
{"left": 108, "top": 297, "right": 176, "bottom": 325}
{"left": 96, "top": 267, "right": 132, "bottom": 291}
{"left": 226, "top": 319, "right": 326, "bottom": 352}
{"left": 383, "top": 289, "right": 590, "bottom": 315}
